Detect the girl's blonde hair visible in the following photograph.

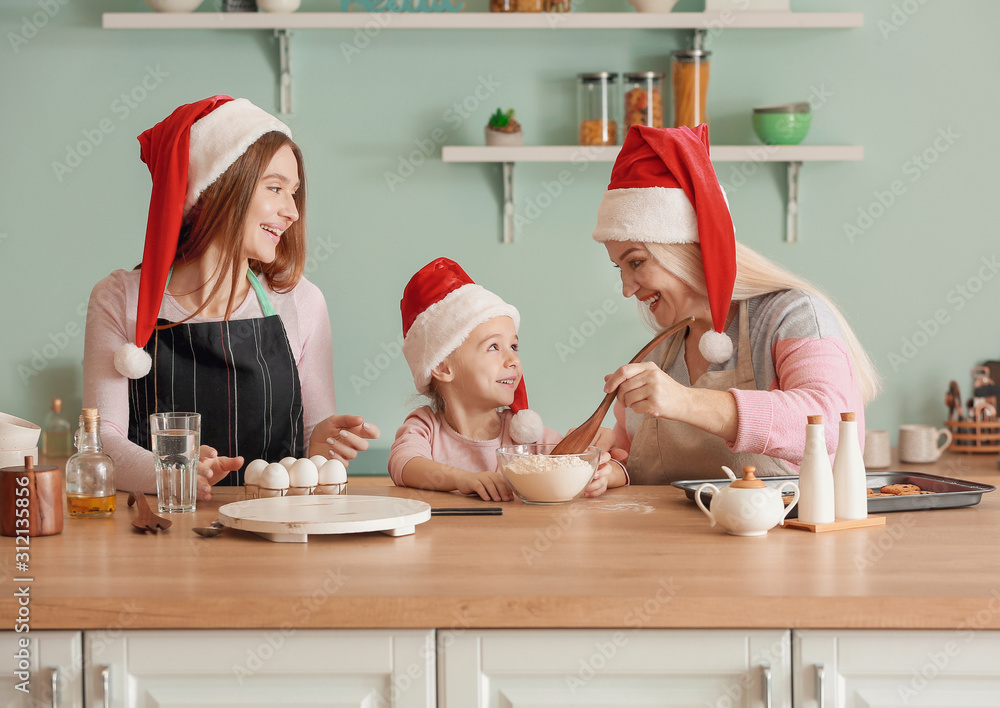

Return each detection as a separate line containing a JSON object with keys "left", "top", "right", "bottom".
{"left": 643, "top": 242, "right": 881, "bottom": 403}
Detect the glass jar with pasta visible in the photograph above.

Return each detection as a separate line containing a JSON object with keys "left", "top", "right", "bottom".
{"left": 671, "top": 50, "right": 710, "bottom": 128}
{"left": 623, "top": 72, "right": 665, "bottom": 133}
{"left": 577, "top": 72, "right": 619, "bottom": 146}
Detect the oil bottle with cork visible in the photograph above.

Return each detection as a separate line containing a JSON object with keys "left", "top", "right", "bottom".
{"left": 65, "top": 408, "right": 116, "bottom": 518}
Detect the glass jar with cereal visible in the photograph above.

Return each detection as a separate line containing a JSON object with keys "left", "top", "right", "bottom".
{"left": 623, "top": 71, "right": 665, "bottom": 134}
{"left": 577, "top": 72, "right": 619, "bottom": 146}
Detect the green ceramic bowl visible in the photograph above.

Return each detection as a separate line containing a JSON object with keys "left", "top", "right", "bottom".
{"left": 752, "top": 103, "right": 811, "bottom": 146}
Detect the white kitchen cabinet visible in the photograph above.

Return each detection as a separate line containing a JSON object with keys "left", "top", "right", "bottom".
{"left": 793, "top": 629, "right": 1000, "bottom": 708}
{"left": 83, "top": 629, "right": 435, "bottom": 708}
{"left": 0, "top": 630, "right": 83, "bottom": 708}
{"left": 438, "top": 629, "right": 792, "bottom": 707}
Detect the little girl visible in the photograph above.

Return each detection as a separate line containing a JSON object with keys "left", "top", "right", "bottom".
{"left": 388, "top": 257, "right": 628, "bottom": 501}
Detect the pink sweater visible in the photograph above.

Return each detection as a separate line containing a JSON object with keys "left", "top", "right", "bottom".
{"left": 82, "top": 268, "right": 337, "bottom": 493}
{"left": 388, "top": 406, "right": 562, "bottom": 486}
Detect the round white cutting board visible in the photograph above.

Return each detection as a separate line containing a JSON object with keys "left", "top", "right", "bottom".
{"left": 218, "top": 495, "right": 431, "bottom": 543}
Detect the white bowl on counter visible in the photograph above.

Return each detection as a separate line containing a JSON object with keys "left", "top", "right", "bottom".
{"left": 143, "top": 0, "right": 205, "bottom": 11}
{"left": 257, "top": 0, "right": 301, "bottom": 11}
{"left": 0, "top": 448, "right": 40, "bottom": 470}
{"left": 625, "top": 0, "right": 679, "bottom": 12}
{"left": 0, "top": 412, "right": 41, "bottom": 451}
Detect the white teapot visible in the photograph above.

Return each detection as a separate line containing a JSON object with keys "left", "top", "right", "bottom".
{"left": 695, "top": 466, "right": 799, "bottom": 537}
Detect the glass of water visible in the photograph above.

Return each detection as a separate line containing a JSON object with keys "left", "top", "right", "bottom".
{"left": 150, "top": 412, "right": 201, "bottom": 513}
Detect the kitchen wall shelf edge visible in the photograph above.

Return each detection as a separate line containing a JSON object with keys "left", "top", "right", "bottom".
{"left": 102, "top": 10, "right": 863, "bottom": 243}
{"left": 442, "top": 145, "right": 864, "bottom": 244}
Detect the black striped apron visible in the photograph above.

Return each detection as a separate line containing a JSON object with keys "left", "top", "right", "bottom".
{"left": 127, "top": 271, "right": 304, "bottom": 485}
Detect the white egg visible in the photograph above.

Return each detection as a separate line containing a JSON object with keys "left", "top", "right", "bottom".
{"left": 318, "top": 459, "right": 348, "bottom": 485}
{"left": 309, "top": 454, "right": 328, "bottom": 469}
{"left": 287, "top": 458, "right": 319, "bottom": 491}
{"left": 279, "top": 456, "right": 298, "bottom": 469}
{"left": 244, "top": 459, "right": 269, "bottom": 486}
{"left": 260, "top": 462, "right": 290, "bottom": 490}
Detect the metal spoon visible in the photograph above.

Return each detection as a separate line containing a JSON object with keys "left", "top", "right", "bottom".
{"left": 192, "top": 520, "right": 225, "bottom": 537}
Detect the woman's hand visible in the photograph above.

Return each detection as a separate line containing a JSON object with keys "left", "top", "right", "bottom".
{"left": 308, "top": 414, "right": 381, "bottom": 465}
{"left": 197, "top": 445, "right": 243, "bottom": 500}
{"left": 604, "top": 361, "right": 690, "bottom": 420}
{"left": 454, "top": 470, "right": 513, "bottom": 502}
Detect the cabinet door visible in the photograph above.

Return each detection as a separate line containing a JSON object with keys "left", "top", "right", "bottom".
{"left": 84, "top": 629, "right": 434, "bottom": 708}
{"left": 439, "top": 629, "right": 791, "bottom": 707}
{"left": 794, "top": 629, "right": 1000, "bottom": 707}
{"left": 0, "top": 630, "right": 83, "bottom": 707}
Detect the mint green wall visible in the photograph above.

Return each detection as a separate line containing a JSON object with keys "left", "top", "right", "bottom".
{"left": 2, "top": 0, "right": 997, "bottom": 473}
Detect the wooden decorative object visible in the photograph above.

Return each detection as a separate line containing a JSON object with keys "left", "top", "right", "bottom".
{"left": 783, "top": 516, "right": 886, "bottom": 533}
{"left": 0, "top": 456, "right": 64, "bottom": 537}
{"left": 945, "top": 419, "right": 1000, "bottom": 453}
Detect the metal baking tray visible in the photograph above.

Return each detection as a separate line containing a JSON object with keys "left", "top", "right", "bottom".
{"left": 672, "top": 472, "right": 996, "bottom": 517}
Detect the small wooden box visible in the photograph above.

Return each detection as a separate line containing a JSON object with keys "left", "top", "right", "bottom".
{"left": 944, "top": 419, "right": 1000, "bottom": 453}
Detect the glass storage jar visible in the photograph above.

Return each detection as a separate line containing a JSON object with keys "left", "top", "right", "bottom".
{"left": 490, "top": 0, "right": 515, "bottom": 12}
{"left": 623, "top": 71, "right": 665, "bottom": 133}
{"left": 671, "top": 50, "right": 711, "bottom": 128}
{"left": 577, "top": 72, "right": 619, "bottom": 146}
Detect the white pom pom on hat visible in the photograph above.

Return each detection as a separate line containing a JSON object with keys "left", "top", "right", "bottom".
{"left": 400, "top": 257, "right": 544, "bottom": 444}
{"left": 115, "top": 96, "right": 292, "bottom": 379}
{"left": 592, "top": 124, "right": 737, "bottom": 366}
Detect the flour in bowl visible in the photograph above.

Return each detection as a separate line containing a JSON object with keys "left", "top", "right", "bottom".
{"left": 501, "top": 454, "right": 595, "bottom": 503}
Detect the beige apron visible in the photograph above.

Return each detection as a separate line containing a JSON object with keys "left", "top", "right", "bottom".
{"left": 626, "top": 301, "right": 792, "bottom": 484}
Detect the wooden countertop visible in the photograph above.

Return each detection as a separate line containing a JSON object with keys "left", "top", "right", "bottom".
{"left": 5, "top": 452, "right": 999, "bottom": 631}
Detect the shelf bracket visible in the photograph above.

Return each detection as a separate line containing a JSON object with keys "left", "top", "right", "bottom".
{"left": 502, "top": 161, "right": 514, "bottom": 244}
{"left": 275, "top": 29, "right": 293, "bottom": 116}
{"left": 786, "top": 160, "right": 801, "bottom": 243}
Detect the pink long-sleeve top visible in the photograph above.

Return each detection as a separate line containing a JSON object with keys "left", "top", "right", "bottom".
{"left": 388, "top": 406, "right": 562, "bottom": 486}
{"left": 82, "top": 268, "right": 337, "bottom": 493}
{"left": 611, "top": 289, "right": 866, "bottom": 467}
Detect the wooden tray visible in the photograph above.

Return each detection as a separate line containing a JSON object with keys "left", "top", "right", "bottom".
{"left": 218, "top": 495, "right": 431, "bottom": 543}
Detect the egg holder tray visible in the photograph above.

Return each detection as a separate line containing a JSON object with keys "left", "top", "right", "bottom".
{"left": 244, "top": 481, "right": 347, "bottom": 500}
{"left": 672, "top": 471, "right": 995, "bottom": 519}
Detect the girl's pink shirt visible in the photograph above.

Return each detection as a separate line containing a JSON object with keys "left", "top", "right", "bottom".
{"left": 388, "top": 406, "right": 562, "bottom": 486}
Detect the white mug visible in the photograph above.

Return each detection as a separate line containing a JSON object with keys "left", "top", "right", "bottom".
{"left": 898, "top": 424, "right": 952, "bottom": 463}
{"left": 863, "top": 430, "right": 891, "bottom": 469}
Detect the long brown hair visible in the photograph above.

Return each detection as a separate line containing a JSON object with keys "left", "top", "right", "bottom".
{"left": 167, "top": 131, "right": 307, "bottom": 322}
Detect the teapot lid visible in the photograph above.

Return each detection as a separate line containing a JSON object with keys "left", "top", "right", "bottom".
{"left": 730, "top": 466, "right": 766, "bottom": 489}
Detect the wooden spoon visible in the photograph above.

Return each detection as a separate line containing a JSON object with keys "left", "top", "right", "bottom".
{"left": 127, "top": 491, "right": 172, "bottom": 533}
{"left": 550, "top": 316, "right": 695, "bottom": 456}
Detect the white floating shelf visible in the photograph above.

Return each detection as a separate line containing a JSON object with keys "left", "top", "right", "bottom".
{"left": 102, "top": 11, "right": 863, "bottom": 30}
{"left": 444, "top": 145, "right": 863, "bottom": 245}
{"left": 442, "top": 144, "right": 864, "bottom": 163}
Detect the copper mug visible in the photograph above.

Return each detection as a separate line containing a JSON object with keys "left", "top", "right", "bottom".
{"left": 0, "top": 456, "right": 63, "bottom": 537}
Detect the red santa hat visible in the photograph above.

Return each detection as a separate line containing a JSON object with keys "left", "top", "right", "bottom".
{"left": 113, "top": 95, "right": 293, "bottom": 379}
{"left": 400, "top": 257, "right": 543, "bottom": 444}
{"left": 592, "top": 124, "right": 736, "bottom": 364}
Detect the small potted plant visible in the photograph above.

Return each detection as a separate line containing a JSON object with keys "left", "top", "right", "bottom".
{"left": 485, "top": 108, "right": 524, "bottom": 147}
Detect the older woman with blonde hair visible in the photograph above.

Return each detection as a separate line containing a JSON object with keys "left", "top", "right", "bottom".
{"left": 597, "top": 124, "right": 879, "bottom": 483}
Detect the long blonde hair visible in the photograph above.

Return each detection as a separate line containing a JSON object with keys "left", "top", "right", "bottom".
{"left": 643, "top": 242, "right": 881, "bottom": 402}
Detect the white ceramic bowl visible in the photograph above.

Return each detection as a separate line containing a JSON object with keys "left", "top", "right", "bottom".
{"left": 0, "top": 412, "right": 41, "bottom": 451}
{"left": 0, "top": 447, "right": 40, "bottom": 471}
{"left": 496, "top": 444, "right": 600, "bottom": 504}
{"left": 625, "top": 0, "right": 679, "bottom": 12}
{"left": 257, "top": 0, "right": 301, "bottom": 11}
{"left": 143, "top": 0, "right": 205, "bottom": 11}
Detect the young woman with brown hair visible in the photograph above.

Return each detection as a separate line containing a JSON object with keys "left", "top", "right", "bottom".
{"left": 83, "top": 96, "right": 378, "bottom": 498}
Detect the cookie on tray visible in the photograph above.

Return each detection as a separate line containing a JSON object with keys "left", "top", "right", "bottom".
{"left": 880, "top": 483, "right": 923, "bottom": 495}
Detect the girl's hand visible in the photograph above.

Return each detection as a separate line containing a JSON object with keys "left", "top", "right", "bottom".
{"left": 309, "top": 414, "right": 381, "bottom": 466}
{"left": 197, "top": 445, "right": 243, "bottom": 500}
{"left": 584, "top": 450, "right": 626, "bottom": 498}
{"left": 454, "top": 470, "right": 513, "bottom": 502}
{"left": 604, "top": 362, "right": 689, "bottom": 420}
